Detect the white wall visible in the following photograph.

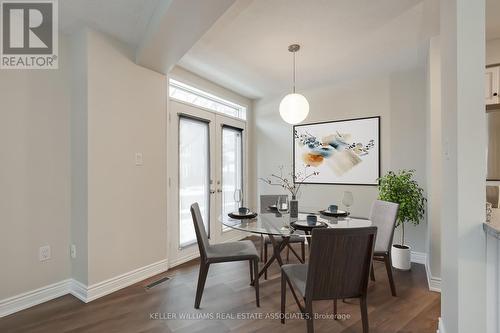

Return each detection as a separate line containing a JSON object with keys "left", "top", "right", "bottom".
{"left": 0, "top": 35, "right": 71, "bottom": 299}
{"left": 440, "top": 0, "right": 486, "bottom": 331}
{"left": 426, "top": 36, "right": 442, "bottom": 281}
{"left": 486, "top": 38, "right": 500, "bottom": 65}
{"left": 254, "top": 66, "right": 428, "bottom": 253}
{"left": 70, "top": 29, "right": 89, "bottom": 285}
{"left": 72, "top": 29, "right": 168, "bottom": 285}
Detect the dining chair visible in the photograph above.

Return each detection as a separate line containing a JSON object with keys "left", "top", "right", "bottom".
{"left": 190, "top": 203, "right": 260, "bottom": 309}
{"left": 260, "top": 195, "right": 306, "bottom": 277}
{"left": 369, "top": 200, "right": 399, "bottom": 296}
{"left": 280, "top": 227, "right": 377, "bottom": 333}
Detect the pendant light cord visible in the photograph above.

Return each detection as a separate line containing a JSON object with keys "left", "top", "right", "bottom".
{"left": 292, "top": 51, "right": 296, "bottom": 94}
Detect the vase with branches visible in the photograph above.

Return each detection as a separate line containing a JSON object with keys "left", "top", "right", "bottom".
{"left": 259, "top": 165, "right": 319, "bottom": 199}
{"left": 259, "top": 165, "right": 319, "bottom": 218}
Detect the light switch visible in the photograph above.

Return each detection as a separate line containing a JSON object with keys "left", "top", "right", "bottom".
{"left": 444, "top": 140, "right": 451, "bottom": 161}
{"left": 135, "top": 153, "right": 143, "bottom": 166}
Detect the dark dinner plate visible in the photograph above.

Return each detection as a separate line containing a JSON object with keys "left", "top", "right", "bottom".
{"left": 291, "top": 220, "right": 328, "bottom": 231}
{"left": 228, "top": 212, "right": 258, "bottom": 219}
{"left": 319, "top": 209, "right": 349, "bottom": 217}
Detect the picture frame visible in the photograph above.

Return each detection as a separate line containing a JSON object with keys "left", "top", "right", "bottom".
{"left": 293, "top": 116, "right": 381, "bottom": 185}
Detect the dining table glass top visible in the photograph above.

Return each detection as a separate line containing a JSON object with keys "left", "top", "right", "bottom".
{"left": 221, "top": 207, "right": 372, "bottom": 237}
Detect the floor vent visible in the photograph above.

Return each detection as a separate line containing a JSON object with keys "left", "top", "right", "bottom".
{"left": 145, "top": 276, "right": 170, "bottom": 289}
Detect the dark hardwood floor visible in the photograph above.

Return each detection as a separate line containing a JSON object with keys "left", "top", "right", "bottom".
{"left": 0, "top": 240, "right": 440, "bottom": 333}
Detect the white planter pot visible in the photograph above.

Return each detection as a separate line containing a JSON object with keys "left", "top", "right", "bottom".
{"left": 391, "top": 244, "right": 411, "bottom": 270}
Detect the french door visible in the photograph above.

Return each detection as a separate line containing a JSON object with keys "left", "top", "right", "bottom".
{"left": 168, "top": 100, "right": 246, "bottom": 265}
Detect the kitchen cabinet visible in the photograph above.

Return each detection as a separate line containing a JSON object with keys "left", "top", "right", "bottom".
{"left": 486, "top": 66, "right": 500, "bottom": 106}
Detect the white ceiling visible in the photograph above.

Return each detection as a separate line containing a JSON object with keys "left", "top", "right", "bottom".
{"left": 58, "top": 0, "right": 498, "bottom": 99}
{"left": 178, "top": 0, "right": 440, "bottom": 99}
{"left": 60, "top": 0, "right": 162, "bottom": 49}
{"left": 487, "top": 0, "right": 500, "bottom": 40}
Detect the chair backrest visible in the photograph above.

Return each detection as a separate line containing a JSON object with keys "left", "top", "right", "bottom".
{"left": 369, "top": 200, "right": 399, "bottom": 253}
{"left": 190, "top": 203, "right": 210, "bottom": 260}
{"left": 259, "top": 194, "right": 288, "bottom": 213}
{"left": 306, "top": 227, "right": 377, "bottom": 301}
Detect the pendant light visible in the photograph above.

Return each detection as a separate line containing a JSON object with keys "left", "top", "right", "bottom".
{"left": 279, "top": 44, "right": 309, "bottom": 124}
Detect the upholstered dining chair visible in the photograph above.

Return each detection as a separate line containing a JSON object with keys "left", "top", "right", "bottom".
{"left": 260, "top": 195, "right": 306, "bottom": 278}
{"left": 369, "top": 200, "right": 399, "bottom": 296}
{"left": 280, "top": 227, "right": 377, "bottom": 333}
{"left": 190, "top": 203, "right": 260, "bottom": 309}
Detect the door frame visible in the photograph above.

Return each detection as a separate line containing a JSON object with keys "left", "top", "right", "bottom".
{"left": 167, "top": 99, "right": 247, "bottom": 267}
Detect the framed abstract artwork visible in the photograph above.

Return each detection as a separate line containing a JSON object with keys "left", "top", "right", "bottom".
{"left": 293, "top": 116, "right": 380, "bottom": 185}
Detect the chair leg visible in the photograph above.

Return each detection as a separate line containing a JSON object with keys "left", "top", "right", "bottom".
{"left": 281, "top": 271, "right": 286, "bottom": 324}
{"left": 370, "top": 264, "right": 376, "bottom": 281}
{"left": 384, "top": 255, "right": 397, "bottom": 296}
{"left": 360, "top": 295, "right": 369, "bottom": 333}
{"left": 264, "top": 244, "right": 268, "bottom": 280}
{"left": 194, "top": 262, "right": 209, "bottom": 309}
{"left": 253, "top": 259, "right": 260, "bottom": 307}
{"left": 249, "top": 260, "right": 254, "bottom": 284}
{"left": 301, "top": 241, "right": 306, "bottom": 262}
{"left": 333, "top": 299, "right": 338, "bottom": 320}
{"left": 260, "top": 235, "right": 264, "bottom": 262}
{"left": 305, "top": 299, "right": 314, "bottom": 333}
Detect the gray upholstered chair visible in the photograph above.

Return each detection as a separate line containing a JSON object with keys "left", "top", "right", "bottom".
{"left": 260, "top": 195, "right": 306, "bottom": 278}
{"left": 369, "top": 200, "right": 399, "bottom": 296}
{"left": 190, "top": 203, "right": 260, "bottom": 308}
{"left": 280, "top": 227, "right": 377, "bottom": 333}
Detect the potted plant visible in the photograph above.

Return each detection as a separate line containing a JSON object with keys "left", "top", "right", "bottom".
{"left": 378, "top": 169, "right": 426, "bottom": 270}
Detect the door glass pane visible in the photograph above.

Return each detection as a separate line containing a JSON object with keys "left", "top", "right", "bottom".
{"left": 222, "top": 126, "right": 243, "bottom": 231}
{"left": 179, "top": 117, "right": 210, "bottom": 247}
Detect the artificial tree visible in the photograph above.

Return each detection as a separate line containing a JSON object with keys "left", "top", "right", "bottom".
{"left": 378, "top": 169, "right": 426, "bottom": 248}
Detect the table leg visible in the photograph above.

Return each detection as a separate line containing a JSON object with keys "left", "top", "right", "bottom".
{"left": 286, "top": 244, "right": 304, "bottom": 264}
{"left": 269, "top": 234, "right": 286, "bottom": 266}
{"left": 251, "top": 235, "right": 288, "bottom": 284}
{"left": 252, "top": 235, "right": 303, "bottom": 308}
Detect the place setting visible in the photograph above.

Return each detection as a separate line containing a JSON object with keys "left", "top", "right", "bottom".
{"left": 228, "top": 189, "right": 258, "bottom": 219}
{"left": 228, "top": 206, "right": 258, "bottom": 220}
{"left": 290, "top": 213, "right": 328, "bottom": 231}
{"left": 319, "top": 204, "right": 349, "bottom": 217}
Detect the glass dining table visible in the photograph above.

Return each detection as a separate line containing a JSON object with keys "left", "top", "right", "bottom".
{"left": 221, "top": 208, "right": 372, "bottom": 282}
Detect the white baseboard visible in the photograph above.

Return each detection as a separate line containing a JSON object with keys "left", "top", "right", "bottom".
{"left": 69, "top": 279, "right": 87, "bottom": 303}
{"left": 437, "top": 317, "right": 445, "bottom": 333}
{"left": 168, "top": 252, "right": 200, "bottom": 269}
{"left": 423, "top": 254, "right": 442, "bottom": 293}
{"left": 409, "top": 251, "right": 441, "bottom": 293}
{"left": 410, "top": 251, "right": 427, "bottom": 265}
{"left": 78, "top": 259, "right": 168, "bottom": 302}
{"left": 0, "top": 279, "right": 71, "bottom": 318}
{"left": 0, "top": 259, "right": 168, "bottom": 317}
{"left": 427, "top": 274, "right": 442, "bottom": 292}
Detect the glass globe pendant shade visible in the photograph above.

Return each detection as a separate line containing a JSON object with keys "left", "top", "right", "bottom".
{"left": 279, "top": 93, "right": 310, "bottom": 124}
